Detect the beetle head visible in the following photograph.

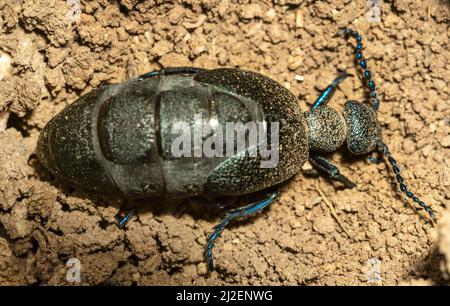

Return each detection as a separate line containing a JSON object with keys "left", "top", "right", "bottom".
{"left": 343, "top": 100, "right": 381, "bottom": 155}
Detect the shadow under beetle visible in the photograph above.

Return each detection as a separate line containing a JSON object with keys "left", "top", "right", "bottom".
{"left": 36, "top": 29, "right": 436, "bottom": 274}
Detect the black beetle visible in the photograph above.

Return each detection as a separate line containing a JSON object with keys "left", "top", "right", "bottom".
{"left": 36, "top": 29, "right": 435, "bottom": 273}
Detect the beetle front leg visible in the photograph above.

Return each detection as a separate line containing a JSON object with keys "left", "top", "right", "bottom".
{"left": 204, "top": 191, "right": 279, "bottom": 274}
{"left": 310, "top": 71, "right": 351, "bottom": 110}
{"left": 309, "top": 154, "right": 356, "bottom": 189}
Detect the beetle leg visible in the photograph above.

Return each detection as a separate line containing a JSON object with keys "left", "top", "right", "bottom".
{"left": 204, "top": 191, "right": 279, "bottom": 274}
{"left": 309, "top": 154, "right": 356, "bottom": 189}
{"left": 310, "top": 71, "right": 351, "bottom": 110}
{"left": 117, "top": 209, "right": 136, "bottom": 228}
{"left": 137, "top": 67, "right": 206, "bottom": 80}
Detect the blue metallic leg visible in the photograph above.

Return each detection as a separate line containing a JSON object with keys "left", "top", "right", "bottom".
{"left": 205, "top": 191, "right": 279, "bottom": 273}
{"left": 310, "top": 71, "right": 351, "bottom": 110}
{"left": 309, "top": 155, "right": 356, "bottom": 189}
{"left": 117, "top": 209, "right": 136, "bottom": 228}
{"left": 138, "top": 67, "right": 205, "bottom": 80}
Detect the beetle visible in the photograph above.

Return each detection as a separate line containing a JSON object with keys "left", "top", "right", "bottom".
{"left": 36, "top": 29, "right": 435, "bottom": 273}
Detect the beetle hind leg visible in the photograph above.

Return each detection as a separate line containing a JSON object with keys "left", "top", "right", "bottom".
{"left": 204, "top": 191, "right": 279, "bottom": 274}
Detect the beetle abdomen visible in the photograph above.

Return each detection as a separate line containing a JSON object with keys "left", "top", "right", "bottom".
{"left": 37, "top": 70, "right": 271, "bottom": 199}
{"left": 97, "top": 89, "right": 155, "bottom": 165}
{"left": 37, "top": 87, "right": 124, "bottom": 196}
{"left": 156, "top": 75, "right": 264, "bottom": 198}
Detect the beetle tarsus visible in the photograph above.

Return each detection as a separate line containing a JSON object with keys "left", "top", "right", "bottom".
{"left": 204, "top": 191, "right": 279, "bottom": 274}
{"left": 333, "top": 173, "right": 357, "bottom": 189}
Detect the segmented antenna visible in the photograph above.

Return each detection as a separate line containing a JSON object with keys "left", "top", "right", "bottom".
{"left": 337, "top": 28, "right": 436, "bottom": 221}
{"left": 335, "top": 28, "right": 380, "bottom": 111}
{"left": 379, "top": 143, "right": 436, "bottom": 221}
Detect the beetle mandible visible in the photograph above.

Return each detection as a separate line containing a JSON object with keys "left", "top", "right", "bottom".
{"left": 36, "top": 29, "right": 435, "bottom": 273}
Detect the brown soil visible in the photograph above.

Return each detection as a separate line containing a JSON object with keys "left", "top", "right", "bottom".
{"left": 0, "top": 0, "right": 449, "bottom": 285}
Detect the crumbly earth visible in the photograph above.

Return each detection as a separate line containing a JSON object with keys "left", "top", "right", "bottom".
{"left": 0, "top": 0, "right": 449, "bottom": 285}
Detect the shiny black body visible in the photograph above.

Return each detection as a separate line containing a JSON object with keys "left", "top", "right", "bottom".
{"left": 37, "top": 68, "right": 308, "bottom": 199}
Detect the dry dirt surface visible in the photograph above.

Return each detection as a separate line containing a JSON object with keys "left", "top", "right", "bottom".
{"left": 0, "top": 0, "right": 449, "bottom": 285}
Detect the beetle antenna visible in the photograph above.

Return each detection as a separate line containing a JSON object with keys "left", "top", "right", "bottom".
{"left": 336, "top": 29, "right": 436, "bottom": 221}
{"left": 335, "top": 28, "right": 380, "bottom": 112}
{"left": 378, "top": 142, "right": 436, "bottom": 221}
